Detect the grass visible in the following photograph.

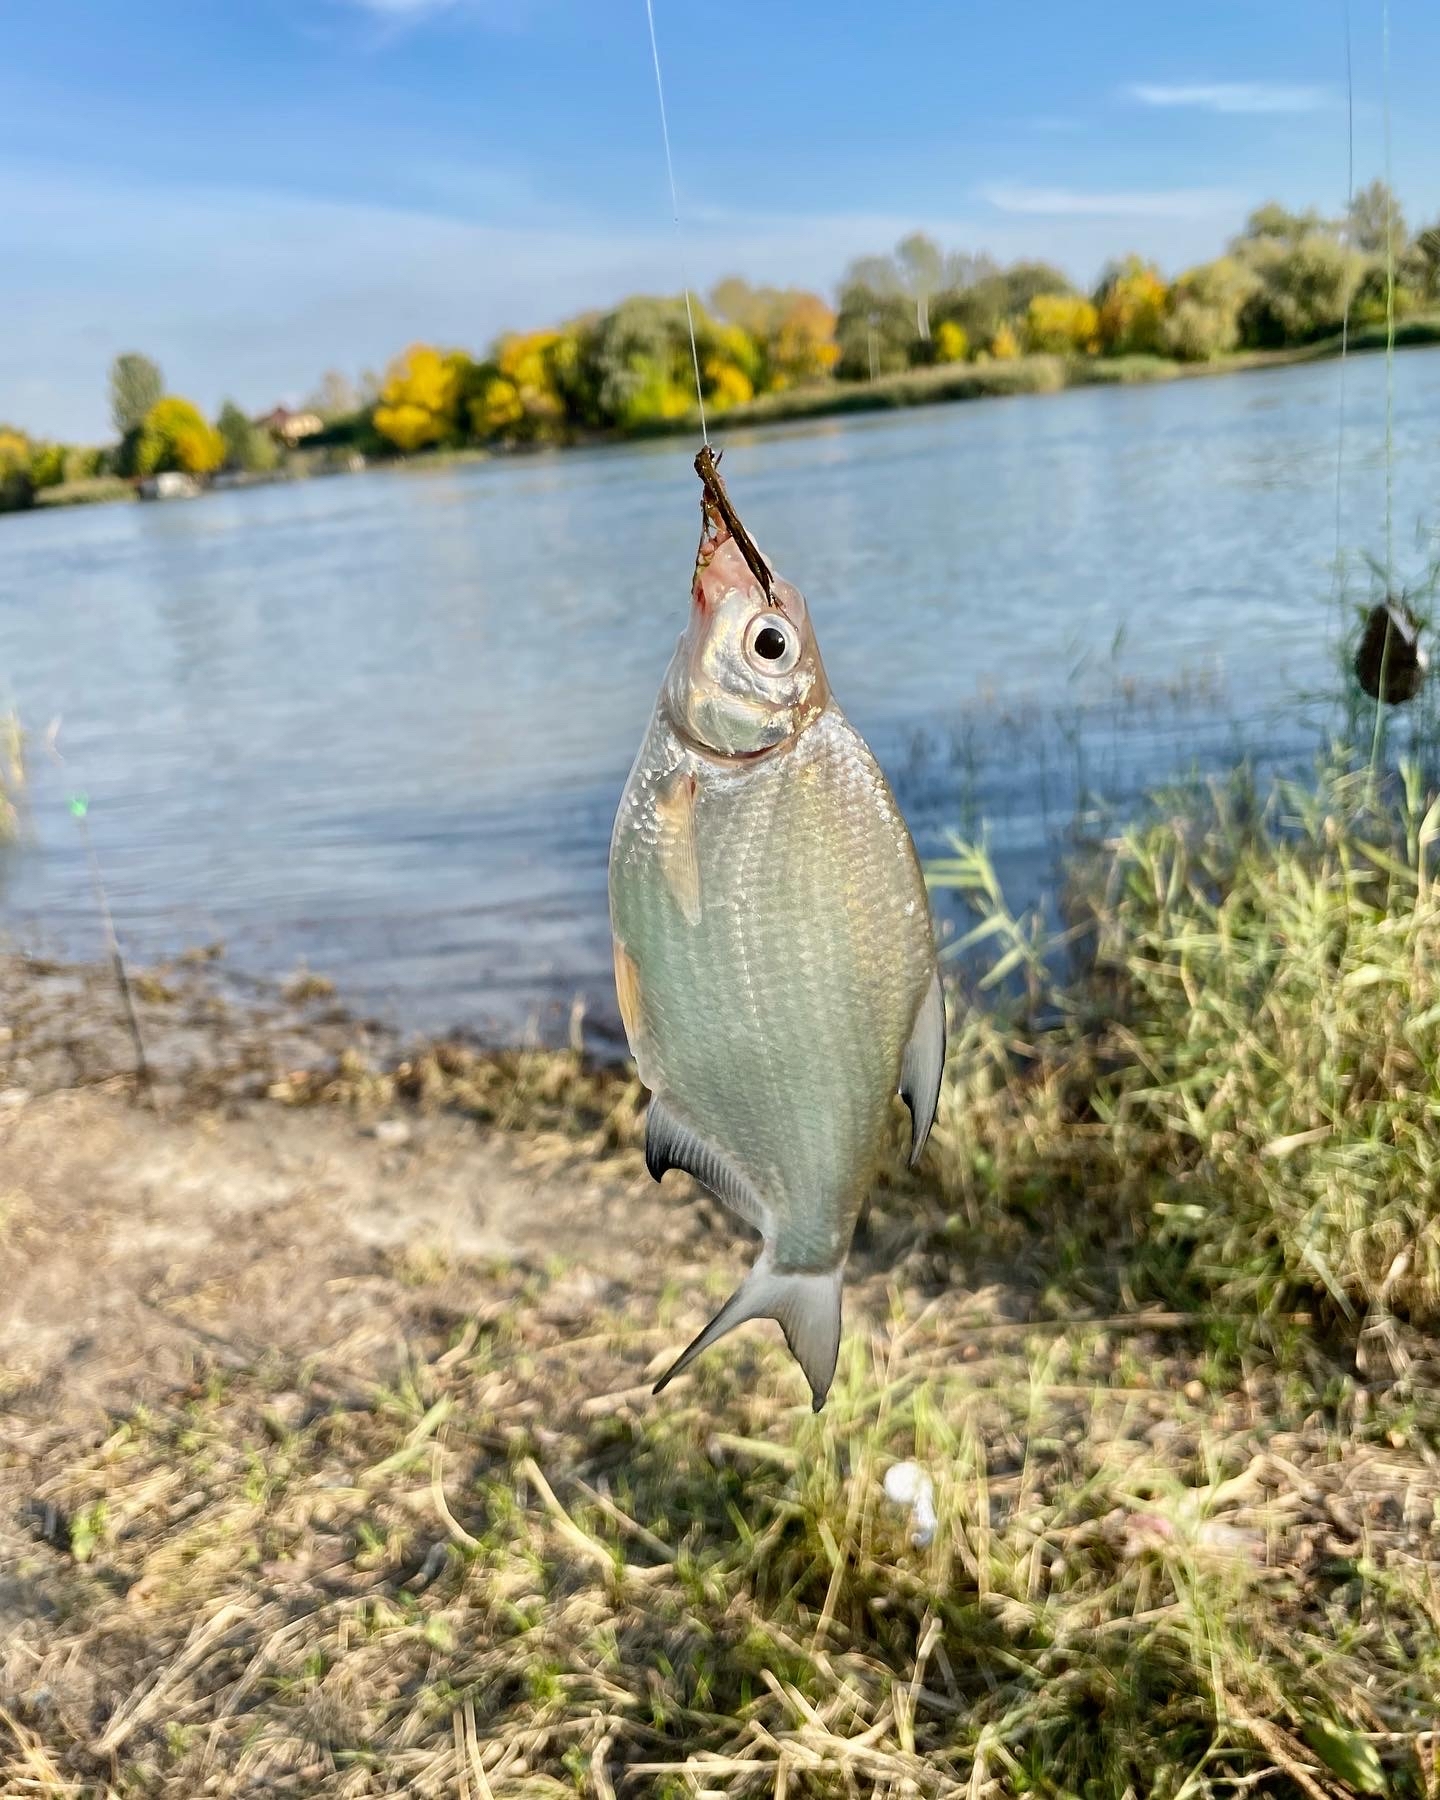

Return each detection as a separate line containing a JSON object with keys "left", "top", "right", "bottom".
{"left": 2, "top": 1245, "right": 1436, "bottom": 1797}
{"left": 665, "top": 314, "right": 1440, "bottom": 439}
{"left": 6, "top": 757, "right": 1440, "bottom": 1794}
{"left": 930, "top": 754, "right": 1440, "bottom": 1328}
{"left": 32, "top": 476, "right": 135, "bottom": 509}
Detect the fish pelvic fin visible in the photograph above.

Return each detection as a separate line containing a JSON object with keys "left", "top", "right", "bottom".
{"left": 653, "top": 1252, "right": 843, "bottom": 1412}
{"left": 645, "top": 1097, "right": 771, "bottom": 1235}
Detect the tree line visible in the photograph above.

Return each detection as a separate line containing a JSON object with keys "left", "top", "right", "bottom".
{"left": 2, "top": 179, "right": 1437, "bottom": 512}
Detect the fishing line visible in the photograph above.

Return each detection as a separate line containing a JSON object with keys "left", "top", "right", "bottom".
{"left": 1367, "top": 0, "right": 1398, "bottom": 778}
{"left": 643, "top": 0, "right": 709, "bottom": 442}
{"left": 1382, "top": 0, "right": 1395, "bottom": 589}
{"left": 1333, "top": 0, "right": 1353, "bottom": 587}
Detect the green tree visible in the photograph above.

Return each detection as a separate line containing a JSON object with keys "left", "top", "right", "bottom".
{"left": 896, "top": 232, "right": 944, "bottom": 340}
{"left": 0, "top": 426, "right": 35, "bottom": 511}
{"left": 1406, "top": 220, "right": 1440, "bottom": 303}
{"left": 63, "top": 445, "right": 103, "bottom": 484}
{"left": 1237, "top": 235, "right": 1361, "bottom": 346}
{"left": 109, "top": 353, "right": 164, "bottom": 437}
{"left": 27, "top": 442, "right": 66, "bottom": 489}
{"left": 942, "top": 250, "right": 1000, "bottom": 292}
{"left": 841, "top": 253, "right": 903, "bottom": 299}
{"left": 709, "top": 277, "right": 783, "bottom": 336}
{"left": 306, "top": 369, "right": 359, "bottom": 420}
{"left": 1002, "top": 261, "right": 1074, "bottom": 312}
{"left": 834, "top": 284, "right": 913, "bottom": 378}
{"left": 1160, "top": 257, "right": 1260, "bottom": 360}
{"left": 217, "top": 400, "right": 279, "bottom": 473}
{"left": 1232, "top": 202, "right": 1331, "bottom": 249}
{"left": 1346, "top": 178, "right": 1406, "bottom": 261}
{"left": 576, "top": 298, "right": 717, "bottom": 429}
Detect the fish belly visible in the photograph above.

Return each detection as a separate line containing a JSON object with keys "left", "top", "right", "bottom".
{"left": 609, "top": 703, "right": 935, "bottom": 1271}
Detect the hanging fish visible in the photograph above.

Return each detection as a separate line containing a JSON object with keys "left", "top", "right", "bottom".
{"left": 608, "top": 448, "right": 944, "bottom": 1410}
{"left": 1355, "top": 598, "right": 1429, "bottom": 705}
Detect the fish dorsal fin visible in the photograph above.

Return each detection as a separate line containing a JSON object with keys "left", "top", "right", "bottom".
{"left": 645, "top": 1097, "right": 770, "bottom": 1235}
{"left": 653, "top": 1252, "right": 843, "bottom": 1411}
{"left": 899, "top": 970, "right": 946, "bottom": 1168}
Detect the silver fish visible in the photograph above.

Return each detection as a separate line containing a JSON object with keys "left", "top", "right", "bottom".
{"left": 608, "top": 450, "right": 944, "bottom": 1409}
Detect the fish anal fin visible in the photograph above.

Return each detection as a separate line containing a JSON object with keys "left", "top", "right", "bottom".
{"left": 653, "top": 1253, "right": 843, "bottom": 1411}
{"left": 645, "top": 1098, "right": 770, "bottom": 1235}
{"left": 900, "top": 969, "right": 946, "bottom": 1167}
{"left": 654, "top": 771, "right": 701, "bottom": 925}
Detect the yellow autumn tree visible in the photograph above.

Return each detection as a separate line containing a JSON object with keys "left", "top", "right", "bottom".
{"left": 373, "top": 344, "right": 462, "bottom": 452}
{"left": 703, "top": 322, "right": 760, "bottom": 412}
{"left": 705, "top": 362, "right": 755, "bottom": 411}
{"left": 134, "top": 397, "right": 224, "bottom": 476}
{"left": 1025, "top": 294, "right": 1100, "bottom": 354}
{"left": 469, "top": 330, "right": 573, "bottom": 442}
{"left": 1096, "top": 258, "right": 1169, "bottom": 354}
{"left": 0, "top": 426, "right": 34, "bottom": 509}
{"left": 766, "top": 294, "right": 839, "bottom": 388}
{"left": 932, "top": 320, "right": 968, "bottom": 364}
{"left": 990, "top": 323, "right": 1021, "bottom": 361}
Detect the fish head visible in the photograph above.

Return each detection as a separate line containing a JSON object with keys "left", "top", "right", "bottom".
{"left": 663, "top": 497, "right": 830, "bottom": 757}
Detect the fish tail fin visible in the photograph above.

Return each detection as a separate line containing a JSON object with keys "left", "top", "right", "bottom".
{"left": 652, "top": 1254, "right": 843, "bottom": 1412}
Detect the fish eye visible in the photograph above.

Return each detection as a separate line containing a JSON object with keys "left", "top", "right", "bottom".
{"left": 754, "top": 626, "right": 787, "bottom": 660}
{"left": 744, "top": 613, "right": 800, "bottom": 675}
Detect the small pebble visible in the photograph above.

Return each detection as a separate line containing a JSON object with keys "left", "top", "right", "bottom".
{"left": 883, "top": 1460, "right": 938, "bottom": 1548}
{"left": 367, "top": 1119, "right": 412, "bottom": 1148}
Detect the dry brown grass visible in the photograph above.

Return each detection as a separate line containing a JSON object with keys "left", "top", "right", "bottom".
{"left": 4, "top": 1240, "right": 1440, "bottom": 1797}
{"left": 6, "top": 761, "right": 1440, "bottom": 1794}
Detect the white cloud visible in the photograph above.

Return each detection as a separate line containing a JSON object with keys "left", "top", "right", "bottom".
{"left": 981, "top": 183, "right": 1242, "bottom": 219}
{"left": 1125, "top": 81, "right": 1331, "bottom": 115}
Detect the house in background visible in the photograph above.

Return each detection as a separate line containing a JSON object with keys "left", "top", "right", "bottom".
{"left": 254, "top": 406, "right": 324, "bottom": 447}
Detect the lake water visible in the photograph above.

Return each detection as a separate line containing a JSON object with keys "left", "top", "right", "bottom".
{"left": 3, "top": 351, "right": 1438, "bottom": 1046}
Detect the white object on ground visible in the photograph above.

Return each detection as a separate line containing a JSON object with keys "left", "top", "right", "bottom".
{"left": 883, "top": 1460, "right": 938, "bottom": 1548}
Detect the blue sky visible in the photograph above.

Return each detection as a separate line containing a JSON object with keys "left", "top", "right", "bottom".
{"left": 3, "top": 0, "right": 1437, "bottom": 440}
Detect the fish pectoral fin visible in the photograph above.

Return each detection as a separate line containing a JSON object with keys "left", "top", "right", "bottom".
{"left": 652, "top": 1253, "right": 843, "bottom": 1412}
{"left": 645, "top": 1098, "right": 770, "bottom": 1235}
{"left": 899, "top": 969, "right": 946, "bottom": 1168}
{"left": 654, "top": 771, "right": 701, "bottom": 925}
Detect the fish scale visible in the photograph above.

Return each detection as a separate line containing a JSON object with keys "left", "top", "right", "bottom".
{"left": 609, "top": 459, "right": 944, "bottom": 1408}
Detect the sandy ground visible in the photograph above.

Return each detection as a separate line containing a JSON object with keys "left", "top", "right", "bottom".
{"left": 0, "top": 953, "right": 720, "bottom": 1430}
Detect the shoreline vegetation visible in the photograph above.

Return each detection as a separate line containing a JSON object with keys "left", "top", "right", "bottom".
{"left": 4, "top": 183, "right": 1439, "bottom": 515}
{"left": 5, "top": 746, "right": 1440, "bottom": 1791}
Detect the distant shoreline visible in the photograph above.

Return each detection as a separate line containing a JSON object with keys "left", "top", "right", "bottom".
{"left": 17, "top": 317, "right": 1440, "bottom": 515}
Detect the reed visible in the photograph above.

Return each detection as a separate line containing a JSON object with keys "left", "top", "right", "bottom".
{"left": 0, "top": 711, "right": 23, "bottom": 842}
